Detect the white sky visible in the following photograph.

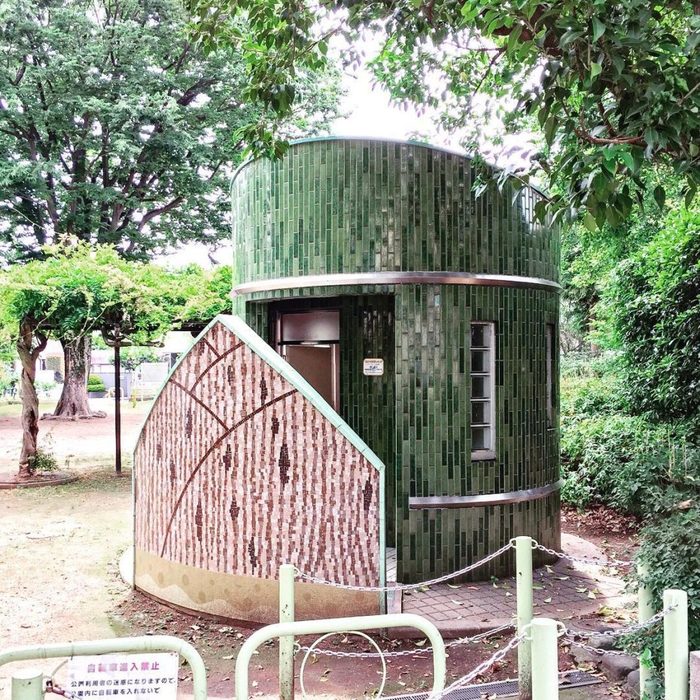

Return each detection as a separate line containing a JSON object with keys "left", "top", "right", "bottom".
{"left": 331, "top": 64, "right": 459, "bottom": 148}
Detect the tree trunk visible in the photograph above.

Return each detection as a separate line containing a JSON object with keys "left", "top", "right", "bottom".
{"left": 51, "top": 335, "right": 96, "bottom": 418}
{"left": 16, "top": 317, "right": 47, "bottom": 477}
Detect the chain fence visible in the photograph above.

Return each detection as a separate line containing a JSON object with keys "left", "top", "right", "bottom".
{"left": 295, "top": 542, "right": 514, "bottom": 592}
{"left": 295, "top": 622, "right": 513, "bottom": 659}
{"left": 562, "top": 605, "right": 676, "bottom": 657}
{"left": 431, "top": 632, "right": 526, "bottom": 698}
{"left": 532, "top": 542, "right": 632, "bottom": 569}
{"left": 295, "top": 537, "right": 634, "bottom": 595}
{"left": 295, "top": 605, "right": 675, "bottom": 698}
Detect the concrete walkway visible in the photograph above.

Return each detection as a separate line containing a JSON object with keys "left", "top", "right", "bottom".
{"left": 396, "top": 534, "right": 630, "bottom": 638}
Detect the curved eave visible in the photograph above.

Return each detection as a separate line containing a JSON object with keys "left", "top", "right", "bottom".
{"left": 229, "top": 135, "right": 551, "bottom": 200}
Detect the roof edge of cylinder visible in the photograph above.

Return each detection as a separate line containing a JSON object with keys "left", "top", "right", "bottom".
{"left": 230, "top": 135, "right": 550, "bottom": 200}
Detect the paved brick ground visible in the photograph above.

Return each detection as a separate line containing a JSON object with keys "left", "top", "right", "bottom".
{"left": 395, "top": 535, "right": 630, "bottom": 637}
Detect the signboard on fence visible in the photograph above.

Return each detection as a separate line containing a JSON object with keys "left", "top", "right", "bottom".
{"left": 67, "top": 653, "right": 179, "bottom": 699}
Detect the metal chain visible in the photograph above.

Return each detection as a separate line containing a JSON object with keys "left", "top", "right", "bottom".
{"left": 565, "top": 605, "right": 676, "bottom": 642}
{"left": 427, "top": 632, "right": 525, "bottom": 700}
{"left": 566, "top": 638, "right": 631, "bottom": 657}
{"left": 296, "top": 623, "right": 513, "bottom": 659}
{"left": 295, "top": 542, "right": 514, "bottom": 592}
{"left": 533, "top": 542, "right": 632, "bottom": 568}
{"left": 381, "top": 632, "right": 525, "bottom": 700}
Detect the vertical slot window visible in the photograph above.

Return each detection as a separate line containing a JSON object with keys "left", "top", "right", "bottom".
{"left": 471, "top": 322, "right": 495, "bottom": 459}
{"left": 546, "top": 323, "right": 555, "bottom": 426}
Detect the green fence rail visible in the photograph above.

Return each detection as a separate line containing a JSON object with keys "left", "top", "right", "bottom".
{"left": 1, "top": 535, "right": 691, "bottom": 700}
{"left": 0, "top": 636, "right": 207, "bottom": 700}
{"left": 235, "top": 613, "right": 446, "bottom": 700}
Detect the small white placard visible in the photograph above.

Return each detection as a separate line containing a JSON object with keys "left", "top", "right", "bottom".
{"left": 67, "top": 653, "right": 179, "bottom": 700}
{"left": 363, "top": 358, "right": 384, "bottom": 376}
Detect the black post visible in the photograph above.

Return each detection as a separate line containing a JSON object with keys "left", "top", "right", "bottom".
{"left": 114, "top": 339, "right": 122, "bottom": 475}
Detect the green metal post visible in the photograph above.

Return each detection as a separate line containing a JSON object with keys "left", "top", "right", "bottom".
{"left": 515, "top": 536, "right": 534, "bottom": 699}
{"left": 11, "top": 669, "right": 43, "bottom": 700}
{"left": 638, "top": 562, "right": 655, "bottom": 699}
{"left": 278, "top": 564, "right": 295, "bottom": 700}
{"left": 664, "top": 589, "right": 689, "bottom": 700}
{"left": 531, "top": 618, "right": 559, "bottom": 700}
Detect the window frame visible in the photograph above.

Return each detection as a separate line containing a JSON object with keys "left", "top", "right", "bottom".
{"left": 546, "top": 323, "right": 556, "bottom": 427}
{"left": 470, "top": 321, "right": 496, "bottom": 461}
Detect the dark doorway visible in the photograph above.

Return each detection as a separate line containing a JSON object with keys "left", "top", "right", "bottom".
{"left": 272, "top": 308, "right": 340, "bottom": 410}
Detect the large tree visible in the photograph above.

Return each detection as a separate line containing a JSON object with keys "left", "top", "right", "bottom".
{"left": 0, "top": 0, "right": 341, "bottom": 415}
{"left": 0, "top": 242, "right": 203, "bottom": 474}
{"left": 185, "top": 0, "right": 700, "bottom": 225}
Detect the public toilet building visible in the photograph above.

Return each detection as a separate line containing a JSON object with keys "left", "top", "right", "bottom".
{"left": 133, "top": 138, "right": 561, "bottom": 623}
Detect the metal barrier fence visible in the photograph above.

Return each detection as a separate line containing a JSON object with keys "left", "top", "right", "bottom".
{"left": 0, "top": 536, "right": 691, "bottom": 700}
{"left": 0, "top": 637, "right": 206, "bottom": 700}
{"left": 279, "top": 534, "right": 690, "bottom": 700}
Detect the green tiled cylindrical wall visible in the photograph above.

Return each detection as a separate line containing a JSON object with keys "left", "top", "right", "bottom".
{"left": 232, "top": 138, "right": 558, "bottom": 282}
{"left": 232, "top": 138, "right": 560, "bottom": 582}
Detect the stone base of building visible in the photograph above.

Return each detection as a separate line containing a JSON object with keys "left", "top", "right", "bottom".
{"left": 134, "top": 549, "right": 381, "bottom": 625}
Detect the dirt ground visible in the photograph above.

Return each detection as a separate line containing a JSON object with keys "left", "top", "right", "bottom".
{"left": 0, "top": 401, "right": 637, "bottom": 698}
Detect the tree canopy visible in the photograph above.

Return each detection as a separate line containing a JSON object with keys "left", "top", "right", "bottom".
{"left": 611, "top": 206, "right": 700, "bottom": 428}
{"left": 0, "top": 240, "right": 232, "bottom": 469}
{"left": 0, "top": 0, "right": 341, "bottom": 262}
{"left": 0, "top": 242, "right": 190, "bottom": 346}
{"left": 186, "top": 0, "right": 700, "bottom": 225}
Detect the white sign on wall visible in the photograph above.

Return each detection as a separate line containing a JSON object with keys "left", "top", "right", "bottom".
{"left": 66, "top": 653, "right": 179, "bottom": 699}
{"left": 363, "top": 358, "right": 384, "bottom": 376}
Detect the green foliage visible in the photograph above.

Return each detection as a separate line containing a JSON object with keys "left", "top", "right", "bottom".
{"left": 0, "top": 363, "right": 17, "bottom": 395}
{"left": 611, "top": 206, "right": 700, "bottom": 428}
{"left": 560, "top": 171, "right": 685, "bottom": 340}
{"left": 0, "top": 242, "right": 187, "bottom": 346}
{"left": 560, "top": 350, "right": 700, "bottom": 678}
{"left": 625, "top": 510, "right": 700, "bottom": 682}
{"left": 185, "top": 0, "right": 700, "bottom": 226}
{"left": 178, "top": 265, "right": 233, "bottom": 323}
{"left": 28, "top": 449, "right": 58, "bottom": 472}
{"left": 561, "top": 409, "right": 668, "bottom": 512}
{"left": 560, "top": 351, "right": 699, "bottom": 512}
{"left": 0, "top": 0, "right": 341, "bottom": 263}
{"left": 87, "top": 375, "right": 107, "bottom": 392}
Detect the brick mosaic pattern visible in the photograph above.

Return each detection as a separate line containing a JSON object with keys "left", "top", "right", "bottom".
{"left": 133, "top": 318, "right": 381, "bottom": 586}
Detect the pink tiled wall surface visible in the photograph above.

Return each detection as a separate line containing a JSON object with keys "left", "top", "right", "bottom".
{"left": 133, "top": 320, "right": 381, "bottom": 586}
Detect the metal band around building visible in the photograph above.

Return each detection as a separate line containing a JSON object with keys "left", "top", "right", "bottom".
{"left": 232, "top": 271, "right": 560, "bottom": 297}
{"left": 408, "top": 480, "right": 562, "bottom": 510}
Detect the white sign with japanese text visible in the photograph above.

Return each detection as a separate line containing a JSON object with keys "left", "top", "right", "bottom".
{"left": 363, "top": 358, "right": 384, "bottom": 376}
{"left": 67, "top": 653, "right": 178, "bottom": 700}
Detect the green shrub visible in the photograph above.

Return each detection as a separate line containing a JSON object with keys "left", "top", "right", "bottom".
{"left": 624, "top": 509, "right": 700, "bottom": 685}
{"left": 561, "top": 374, "right": 627, "bottom": 418}
{"left": 560, "top": 351, "right": 628, "bottom": 418}
{"left": 28, "top": 449, "right": 58, "bottom": 472}
{"left": 87, "top": 374, "right": 106, "bottom": 392}
{"left": 611, "top": 207, "right": 700, "bottom": 432}
{"left": 561, "top": 413, "right": 668, "bottom": 512}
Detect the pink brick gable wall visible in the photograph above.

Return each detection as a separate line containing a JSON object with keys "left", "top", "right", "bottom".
{"left": 133, "top": 318, "right": 381, "bottom": 588}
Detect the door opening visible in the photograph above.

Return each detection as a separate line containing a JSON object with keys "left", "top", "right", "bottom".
{"left": 273, "top": 309, "right": 340, "bottom": 410}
